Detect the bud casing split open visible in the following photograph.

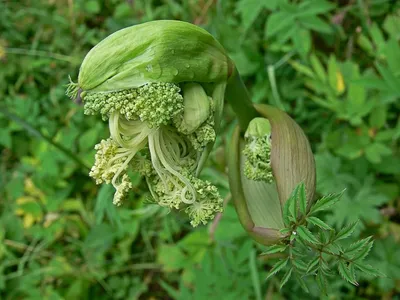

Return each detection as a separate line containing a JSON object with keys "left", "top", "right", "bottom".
{"left": 227, "top": 104, "right": 316, "bottom": 245}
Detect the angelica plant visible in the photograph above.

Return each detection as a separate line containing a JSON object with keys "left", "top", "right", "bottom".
{"left": 67, "top": 20, "right": 233, "bottom": 226}
{"left": 66, "top": 19, "right": 381, "bottom": 292}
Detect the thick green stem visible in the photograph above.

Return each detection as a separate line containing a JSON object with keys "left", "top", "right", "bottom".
{"left": 225, "top": 69, "right": 260, "bottom": 131}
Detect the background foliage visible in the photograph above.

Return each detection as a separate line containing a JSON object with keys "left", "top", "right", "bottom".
{"left": 1, "top": 0, "right": 399, "bottom": 299}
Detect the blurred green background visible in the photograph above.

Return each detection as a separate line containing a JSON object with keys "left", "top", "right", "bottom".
{"left": 1, "top": 0, "right": 400, "bottom": 299}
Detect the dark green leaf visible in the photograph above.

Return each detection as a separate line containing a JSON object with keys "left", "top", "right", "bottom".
{"left": 280, "top": 267, "right": 293, "bottom": 289}
{"left": 310, "top": 190, "right": 344, "bottom": 214}
{"left": 307, "top": 216, "right": 332, "bottom": 230}
{"left": 338, "top": 261, "right": 358, "bottom": 286}
{"left": 266, "top": 258, "right": 289, "bottom": 280}
{"left": 296, "top": 272, "right": 309, "bottom": 293}
{"left": 261, "top": 244, "right": 288, "bottom": 255}
{"left": 335, "top": 221, "right": 358, "bottom": 241}
{"left": 316, "top": 271, "right": 327, "bottom": 294}
{"left": 265, "top": 12, "right": 295, "bottom": 38}
{"left": 236, "top": 0, "right": 264, "bottom": 33}
{"left": 283, "top": 185, "right": 300, "bottom": 225}
{"left": 309, "top": 54, "right": 326, "bottom": 82}
{"left": 306, "top": 257, "right": 320, "bottom": 274}
{"left": 288, "top": 189, "right": 298, "bottom": 222}
{"left": 296, "top": 0, "right": 336, "bottom": 17}
{"left": 299, "top": 15, "right": 332, "bottom": 33}
{"left": 297, "top": 225, "right": 319, "bottom": 245}
{"left": 345, "top": 237, "right": 372, "bottom": 257}
{"left": 298, "top": 182, "right": 307, "bottom": 215}
{"left": 292, "top": 259, "right": 308, "bottom": 272}
{"left": 353, "top": 262, "right": 385, "bottom": 277}
{"left": 375, "top": 63, "right": 400, "bottom": 95}
{"left": 353, "top": 240, "right": 374, "bottom": 261}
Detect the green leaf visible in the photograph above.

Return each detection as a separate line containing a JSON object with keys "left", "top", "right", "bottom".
{"left": 280, "top": 267, "right": 293, "bottom": 289}
{"left": 310, "top": 190, "right": 344, "bottom": 214}
{"left": 327, "top": 179, "right": 389, "bottom": 228}
{"left": 292, "top": 28, "right": 311, "bottom": 57}
{"left": 385, "top": 38, "right": 400, "bottom": 74}
{"left": 266, "top": 258, "right": 289, "bottom": 280}
{"left": 383, "top": 15, "right": 400, "bottom": 38}
{"left": 306, "top": 257, "right": 320, "bottom": 274}
{"left": 345, "top": 237, "right": 372, "bottom": 257}
{"left": 299, "top": 15, "right": 332, "bottom": 34}
{"left": 236, "top": 0, "right": 277, "bottom": 33}
{"left": 310, "top": 54, "right": 327, "bottom": 83}
{"left": 157, "top": 244, "right": 187, "bottom": 272}
{"left": 288, "top": 188, "right": 298, "bottom": 222}
{"left": 265, "top": 12, "right": 295, "bottom": 38}
{"left": 296, "top": 272, "right": 309, "bottom": 293}
{"left": 297, "top": 225, "right": 319, "bottom": 245}
{"left": 298, "top": 182, "right": 307, "bottom": 215}
{"left": 369, "top": 105, "right": 387, "bottom": 129}
{"left": 369, "top": 23, "right": 385, "bottom": 50}
{"left": 327, "top": 55, "right": 339, "bottom": 93}
{"left": 338, "top": 260, "right": 358, "bottom": 286}
{"left": 84, "top": 0, "right": 101, "bottom": 14}
{"left": 261, "top": 244, "right": 288, "bottom": 255}
{"left": 292, "top": 259, "right": 308, "bottom": 272}
{"left": 335, "top": 221, "right": 358, "bottom": 241}
{"left": 365, "top": 143, "right": 392, "bottom": 164}
{"left": 114, "top": 3, "right": 132, "bottom": 19}
{"left": 307, "top": 216, "right": 332, "bottom": 230}
{"left": 0, "top": 128, "right": 11, "bottom": 148}
{"left": 283, "top": 184, "right": 300, "bottom": 225}
{"left": 296, "top": 0, "right": 336, "bottom": 17}
{"left": 316, "top": 271, "right": 327, "bottom": 294}
{"left": 353, "top": 240, "right": 373, "bottom": 261}
{"left": 353, "top": 262, "right": 384, "bottom": 277}
{"left": 375, "top": 63, "right": 400, "bottom": 95}
{"left": 325, "top": 243, "right": 341, "bottom": 255}
{"left": 290, "top": 61, "right": 315, "bottom": 78}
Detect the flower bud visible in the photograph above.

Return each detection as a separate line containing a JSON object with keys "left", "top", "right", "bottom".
{"left": 227, "top": 104, "right": 316, "bottom": 245}
{"left": 178, "top": 83, "right": 211, "bottom": 134}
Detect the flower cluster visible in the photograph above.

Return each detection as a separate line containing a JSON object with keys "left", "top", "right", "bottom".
{"left": 243, "top": 118, "right": 273, "bottom": 182}
{"left": 78, "top": 82, "right": 223, "bottom": 226}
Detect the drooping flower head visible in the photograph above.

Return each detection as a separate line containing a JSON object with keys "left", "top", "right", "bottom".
{"left": 67, "top": 20, "right": 234, "bottom": 226}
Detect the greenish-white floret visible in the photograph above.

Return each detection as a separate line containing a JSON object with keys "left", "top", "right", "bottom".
{"left": 243, "top": 118, "right": 273, "bottom": 182}
{"left": 83, "top": 82, "right": 184, "bottom": 128}
{"left": 80, "top": 82, "right": 222, "bottom": 226}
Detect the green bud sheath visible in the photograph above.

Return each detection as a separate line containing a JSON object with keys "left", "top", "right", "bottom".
{"left": 180, "top": 83, "right": 210, "bottom": 134}
{"left": 227, "top": 104, "right": 316, "bottom": 245}
{"left": 77, "top": 20, "right": 234, "bottom": 93}
{"left": 245, "top": 117, "right": 271, "bottom": 138}
{"left": 255, "top": 104, "right": 316, "bottom": 206}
